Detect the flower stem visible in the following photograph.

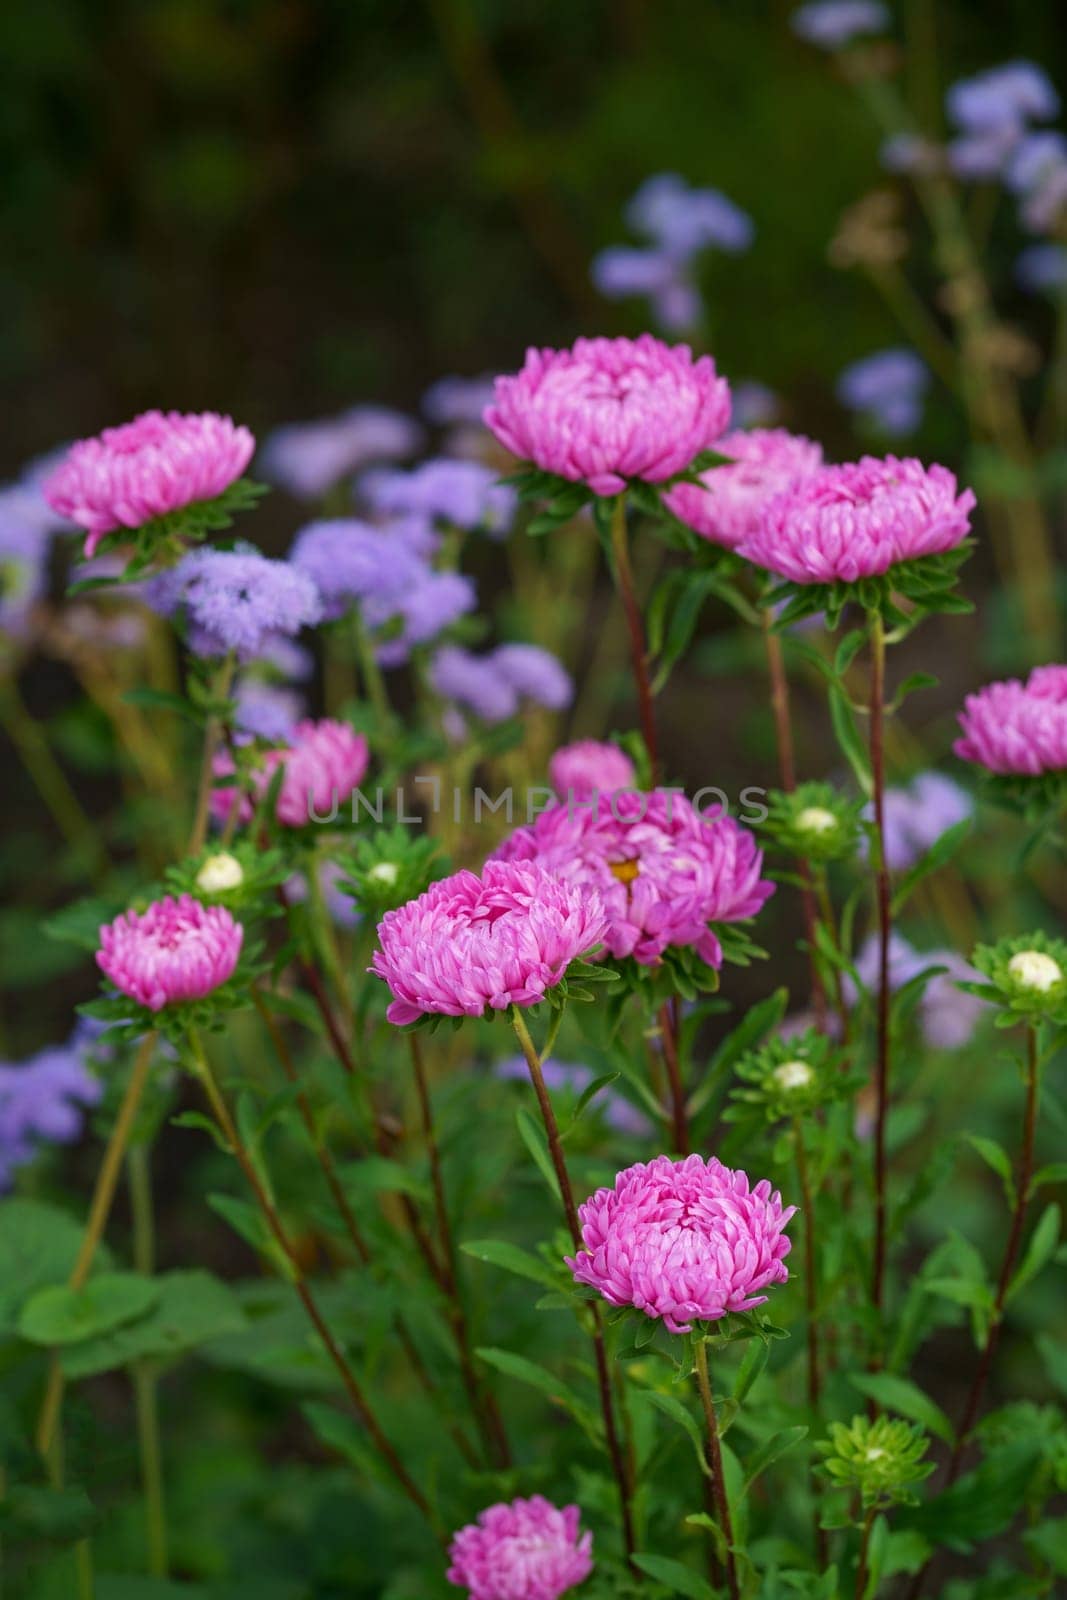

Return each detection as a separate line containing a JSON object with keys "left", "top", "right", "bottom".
{"left": 408, "top": 1033, "right": 512, "bottom": 1468}
{"left": 867, "top": 610, "right": 892, "bottom": 1324}
{"left": 657, "top": 999, "right": 690, "bottom": 1155}
{"left": 854, "top": 1506, "right": 878, "bottom": 1600}
{"left": 609, "top": 495, "right": 660, "bottom": 783}
{"left": 510, "top": 1007, "right": 638, "bottom": 1569}
{"left": 693, "top": 1337, "right": 740, "bottom": 1600}
{"left": 127, "top": 1142, "right": 168, "bottom": 1578}
{"left": 793, "top": 1118, "right": 828, "bottom": 1567}
{"left": 0, "top": 671, "right": 109, "bottom": 884}
{"left": 36, "top": 1032, "right": 157, "bottom": 1461}
{"left": 188, "top": 1030, "right": 442, "bottom": 1539}
{"left": 187, "top": 655, "right": 234, "bottom": 856}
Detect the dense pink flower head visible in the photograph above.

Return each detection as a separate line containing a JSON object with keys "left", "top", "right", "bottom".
{"left": 548, "top": 740, "right": 637, "bottom": 799}
{"left": 447, "top": 1495, "right": 593, "bottom": 1600}
{"left": 738, "top": 455, "right": 975, "bottom": 584}
{"left": 211, "top": 718, "right": 369, "bottom": 829}
{"left": 954, "top": 664, "right": 1067, "bottom": 776}
{"left": 484, "top": 335, "right": 730, "bottom": 496}
{"left": 567, "top": 1154, "right": 795, "bottom": 1333}
{"left": 97, "top": 894, "right": 242, "bottom": 1012}
{"left": 43, "top": 410, "right": 255, "bottom": 558}
{"left": 492, "top": 791, "right": 773, "bottom": 970}
{"left": 664, "top": 427, "right": 824, "bottom": 549}
{"left": 371, "top": 860, "right": 607, "bottom": 1026}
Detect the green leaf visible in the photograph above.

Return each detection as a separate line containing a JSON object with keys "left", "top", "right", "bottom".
{"left": 1007, "top": 1203, "right": 1060, "bottom": 1302}
{"left": 642, "top": 1389, "right": 708, "bottom": 1477}
{"left": 632, "top": 1553, "right": 717, "bottom": 1599}
{"left": 61, "top": 1270, "right": 246, "bottom": 1379}
{"left": 962, "top": 1134, "right": 1015, "bottom": 1205}
{"left": 0, "top": 1484, "right": 97, "bottom": 1543}
{"left": 0, "top": 1199, "right": 114, "bottom": 1336}
{"left": 1024, "top": 1517, "right": 1067, "bottom": 1576}
{"left": 891, "top": 819, "right": 972, "bottom": 915}
{"left": 1031, "top": 1161, "right": 1067, "bottom": 1194}
{"left": 742, "top": 1424, "right": 809, "bottom": 1492}
{"left": 475, "top": 1347, "right": 591, "bottom": 1430}
{"left": 336, "top": 1156, "right": 430, "bottom": 1201}
{"left": 515, "top": 1107, "right": 562, "bottom": 1203}
{"left": 567, "top": 1072, "right": 621, "bottom": 1128}
{"left": 19, "top": 1273, "right": 159, "bottom": 1347}
{"left": 902, "top": 1440, "right": 1041, "bottom": 1549}
{"left": 849, "top": 1372, "right": 954, "bottom": 1445}
{"left": 828, "top": 682, "right": 871, "bottom": 795}
{"left": 460, "top": 1239, "right": 559, "bottom": 1290}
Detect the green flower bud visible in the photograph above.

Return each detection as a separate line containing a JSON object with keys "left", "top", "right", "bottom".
{"left": 761, "top": 782, "right": 864, "bottom": 863}
{"left": 970, "top": 931, "right": 1067, "bottom": 1022}
{"left": 817, "top": 1414, "right": 933, "bottom": 1509}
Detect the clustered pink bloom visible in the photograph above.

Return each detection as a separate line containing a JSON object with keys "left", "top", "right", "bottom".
{"left": 493, "top": 791, "right": 773, "bottom": 970}
{"left": 97, "top": 894, "right": 243, "bottom": 1012}
{"left": 738, "top": 455, "right": 975, "bottom": 584}
{"left": 371, "top": 860, "right": 607, "bottom": 1026}
{"left": 954, "top": 664, "right": 1067, "bottom": 775}
{"left": 548, "top": 739, "right": 636, "bottom": 799}
{"left": 211, "top": 718, "right": 369, "bottom": 829}
{"left": 567, "top": 1154, "right": 794, "bottom": 1333}
{"left": 44, "top": 410, "right": 255, "bottom": 559}
{"left": 664, "top": 427, "right": 823, "bottom": 549}
{"left": 484, "top": 335, "right": 730, "bottom": 496}
{"left": 447, "top": 1496, "right": 593, "bottom": 1600}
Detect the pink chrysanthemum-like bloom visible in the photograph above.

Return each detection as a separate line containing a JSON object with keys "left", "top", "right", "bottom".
{"left": 447, "top": 1495, "right": 593, "bottom": 1600}
{"left": 211, "top": 718, "right": 369, "bottom": 829}
{"left": 567, "top": 1154, "right": 795, "bottom": 1333}
{"left": 493, "top": 791, "right": 773, "bottom": 970}
{"left": 548, "top": 740, "right": 637, "bottom": 799}
{"left": 43, "top": 410, "right": 255, "bottom": 558}
{"left": 954, "top": 664, "right": 1067, "bottom": 776}
{"left": 484, "top": 335, "right": 730, "bottom": 496}
{"left": 738, "top": 455, "right": 975, "bottom": 584}
{"left": 97, "top": 894, "right": 243, "bottom": 1012}
{"left": 371, "top": 860, "right": 607, "bottom": 1026}
{"left": 664, "top": 427, "right": 824, "bottom": 549}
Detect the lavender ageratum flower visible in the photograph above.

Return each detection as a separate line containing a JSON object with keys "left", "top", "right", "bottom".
{"left": 847, "top": 934, "right": 986, "bottom": 1049}
{"left": 370, "top": 860, "right": 608, "bottom": 1025}
{"left": 955, "top": 665, "right": 1067, "bottom": 776}
{"left": 378, "top": 571, "right": 477, "bottom": 664}
{"left": 495, "top": 1056, "right": 650, "bottom": 1135}
{"left": 730, "top": 381, "right": 780, "bottom": 428}
{"left": 947, "top": 61, "right": 1059, "bottom": 134}
{"left": 493, "top": 645, "right": 573, "bottom": 712}
{"left": 259, "top": 406, "right": 423, "bottom": 500}
{"left": 430, "top": 644, "right": 572, "bottom": 723}
{"left": 150, "top": 548, "right": 322, "bottom": 661}
{"left": 485, "top": 336, "right": 730, "bottom": 496}
{"left": 1016, "top": 243, "right": 1067, "bottom": 292}
{"left": 447, "top": 1496, "right": 593, "bottom": 1600}
{"left": 837, "top": 349, "right": 930, "bottom": 437}
{"left": 0, "top": 485, "right": 56, "bottom": 637}
{"left": 626, "top": 174, "right": 755, "bottom": 257}
{"left": 567, "top": 1154, "right": 794, "bottom": 1332}
{"left": 0, "top": 1039, "right": 102, "bottom": 1190}
{"left": 791, "top": 1, "right": 889, "bottom": 49}
{"left": 233, "top": 679, "right": 305, "bottom": 741}
{"left": 361, "top": 458, "right": 517, "bottom": 537}
{"left": 422, "top": 375, "right": 497, "bottom": 427}
{"left": 947, "top": 127, "right": 1022, "bottom": 181}
{"left": 1005, "top": 131, "right": 1067, "bottom": 194}
{"left": 1022, "top": 165, "right": 1067, "bottom": 232}
{"left": 870, "top": 771, "right": 972, "bottom": 871}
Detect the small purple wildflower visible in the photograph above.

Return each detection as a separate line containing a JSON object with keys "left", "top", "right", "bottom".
{"left": 865, "top": 771, "right": 972, "bottom": 872}
{"left": 259, "top": 406, "right": 423, "bottom": 500}
{"left": 626, "top": 174, "right": 755, "bottom": 257}
{"left": 422, "top": 375, "right": 497, "bottom": 427}
{"left": 233, "top": 679, "right": 305, "bottom": 741}
{"left": 149, "top": 548, "right": 322, "bottom": 661}
{"left": 360, "top": 459, "right": 517, "bottom": 538}
{"left": 837, "top": 349, "right": 929, "bottom": 436}
{"left": 430, "top": 644, "right": 572, "bottom": 723}
{"left": 790, "top": 1, "right": 889, "bottom": 50}
{"left": 1016, "top": 243, "right": 1067, "bottom": 292}
{"left": 0, "top": 1037, "right": 102, "bottom": 1189}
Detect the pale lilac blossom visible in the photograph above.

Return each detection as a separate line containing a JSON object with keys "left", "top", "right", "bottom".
{"left": 837, "top": 350, "right": 929, "bottom": 436}
{"left": 148, "top": 548, "right": 321, "bottom": 661}
{"left": 790, "top": 1, "right": 889, "bottom": 49}
{"left": 867, "top": 771, "right": 973, "bottom": 871}
{"left": 431, "top": 645, "right": 573, "bottom": 723}
{"left": 259, "top": 406, "right": 422, "bottom": 500}
{"left": 360, "top": 458, "right": 517, "bottom": 536}
{"left": 0, "top": 1038, "right": 102, "bottom": 1189}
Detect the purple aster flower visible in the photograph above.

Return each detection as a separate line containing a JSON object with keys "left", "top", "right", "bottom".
{"left": 1016, "top": 243, "right": 1067, "bottom": 292}
{"left": 149, "top": 547, "right": 322, "bottom": 661}
{"left": 430, "top": 646, "right": 521, "bottom": 723}
{"left": 626, "top": 175, "right": 755, "bottom": 258}
{"left": 730, "top": 381, "right": 780, "bottom": 428}
{"left": 360, "top": 459, "right": 517, "bottom": 538}
{"left": 233, "top": 678, "right": 305, "bottom": 741}
{"left": 290, "top": 519, "right": 420, "bottom": 621}
{"left": 258, "top": 406, "right": 423, "bottom": 500}
{"left": 790, "top": 1, "right": 889, "bottom": 50}
{"left": 947, "top": 127, "right": 1022, "bottom": 182}
{"left": 837, "top": 349, "right": 929, "bottom": 437}
{"left": 422, "top": 375, "right": 497, "bottom": 427}
{"left": 947, "top": 61, "right": 1059, "bottom": 134}
{"left": 493, "top": 644, "right": 573, "bottom": 712}
{"left": 865, "top": 771, "right": 972, "bottom": 872}
{"left": 378, "top": 571, "right": 476, "bottom": 662}
{"left": 0, "top": 1038, "right": 102, "bottom": 1189}
{"left": 495, "top": 1056, "right": 650, "bottom": 1135}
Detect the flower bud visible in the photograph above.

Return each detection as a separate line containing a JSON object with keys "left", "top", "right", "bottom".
{"left": 196, "top": 852, "right": 245, "bottom": 894}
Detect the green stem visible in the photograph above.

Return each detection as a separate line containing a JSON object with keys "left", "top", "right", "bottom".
{"left": 608, "top": 496, "right": 660, "bottom": 782}
{"left": 36, "top": 1033, "right": 157, "bottom": 1460}
{"left": 794, "top": 1119, "right": 828, "bottom": 1567}
{"left": 0, "top": 672, "right": 108, "bottom": 883}
{"left": 352, "top": 610, "right": 393, "bottom": 746}
{"left": 127, "top": 1144, "right": 168, "bottom": 1578}
{"left": 693, "top": 1337, "right": 740, "bottom": 1600}
{"left": 867, "top": 611, "right": 892, "bottom": 1325}
{"left": 854, "top": 1506, "right": 878, "bottom": 1600}
{"left": 187, "top": 656, "right": 235, "bottom": 856}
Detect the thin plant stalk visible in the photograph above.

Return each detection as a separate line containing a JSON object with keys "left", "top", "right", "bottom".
{"left": 657, "top": 999, "right": 690, "bottom": 1156}
{"left": 127, "top": 1142, "right": 168, "bottom": 1578}
{"left": 187, "top": 1030, "right": 442, "bottom": 1539}
{"left": 693, "top": 1337, "right": 740, "bottom": 1600}
{"left": 249, "top": 990, "right": 480, "bottom": 1469}
{"left": 867, "top": 611, "right": 892, "bottom": 1321}
{"left": 510, "top": 1007, "right": 637, "bottom": 1568}
{"left": 0, "top": 672, "right": 108, "bottom": 884}
{"left": 608, "top": 496, "right": 660, "bottom": 782}
{"left": 793, "top": 1117, "right": 829, "bottom": 1567}
{"left": 854, "top": 1506, "right": 878, "bottom": 1600}
{"left": 187, "top": 655, "right": 235, "bottom": 856}
{"left": 407, "top": 1033, "right": 512, "bottom": 1468}
{"left": 36, "top": 1032, "right": 157, "bottom": 1460}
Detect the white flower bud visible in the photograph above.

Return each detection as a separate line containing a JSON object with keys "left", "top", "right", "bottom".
{"left": 1007, "top": 950, "right": 1062, "bottom": 993}
{"left": 773, "top": 1059, "right": 815, "bottom": 1092}
{"left": 796, "top": 806, "right": 838, "bottom": 835}
{"left": 195, "top": 852, "right": 244, "bottom": 894}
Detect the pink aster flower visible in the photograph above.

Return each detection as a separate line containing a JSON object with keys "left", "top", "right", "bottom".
{"left": 211, "top": 718, "right": 369, "bottom": 829}
{"left": 548, "top": 740, "right": 637, "bottom": 799}
{"left": 739, "top": 455, "right": 975, "bottom": 584}
{"left": 370, "top": 860, "right": 607, "bottom": 1026}
{"left": 43, "top": 411, "right": 255, "bottom": 559}
{"left": 566, "top": 1153, "right": 794, "bottom": 1333}
{"left": 954, "top": 664, "right": 1067, "bottom": 775}
{"left": 664, "top": 427, "right": 824, "bottom": 549}
{"left": 484, "top": 335, "right": 730, "bottom": 496}
{"left": 447, "top": 1496, "right": 593, "bottom": 1600}
{"left": 97, "top": 894, "right": 243, "bottom": 1012}
{"left": 493, "top": 791, "right": 773, "bottom": 970}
